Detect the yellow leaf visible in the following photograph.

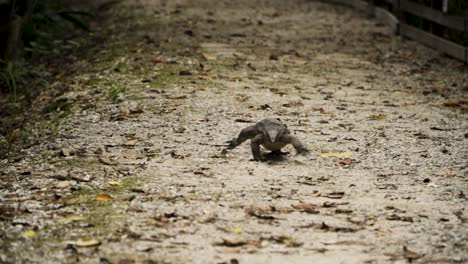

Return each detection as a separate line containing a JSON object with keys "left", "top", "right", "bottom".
{"left": 125, "top": 139, "right": 139, "bottom": 146}
{"left": 62, "top": 215, "right": 85, "bottom": 223}
{"left": 23, "top": 230, "right": 36, "bottom": 238}
{"left": 233, "top": 227, "right": 243, "bottom": 234}
{"left": 96, "top": 194, "right": 113, "bottom": 202}
{"left": 75, "top": 238, "right": 100, "bottom": 247}
{"left": 369, "top": 114, "right": 385, "bottom": 120}
{"left": 320, "top": 150, "right": 352, "bottom": 158}
{"left": 107, "top": 180, "right": 122, "bottom": 186}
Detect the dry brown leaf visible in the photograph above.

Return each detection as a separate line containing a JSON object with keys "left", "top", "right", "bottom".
{"left": 337, "top": 158, "right": 354, "bottom": 166}
{"left": 292, "top": 203, "right": 319, "bottom": 211}
{"left": 96, "top": 194, "right": 113, "bottom": 202}
{"left": 165, "top": 95, "right": 188, "bottom": 99}
{"left": 98, "top": 155, "right": 117, "bottom": 165}
{"left": 324, "top": 192, "right": 345, "bottom": 199}
{"left": 369, "top": 114, "right": 385, "bottom": 120}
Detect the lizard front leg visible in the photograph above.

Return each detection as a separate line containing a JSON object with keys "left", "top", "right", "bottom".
{"left": 281, "top": 135, "right": 309, "bottom": 154}
{"left": 227, "top": 125, "right": 259, "bottom": 149}
{"left": 250, "top": 134, "right": 265, "bottom": 161}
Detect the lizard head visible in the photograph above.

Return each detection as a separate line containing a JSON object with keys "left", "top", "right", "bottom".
{"left": 266, "top": 129, "right": 279, "bottom": 143}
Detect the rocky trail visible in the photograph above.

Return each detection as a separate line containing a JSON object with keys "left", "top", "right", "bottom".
{"left": 1, "top": 0, "right": 467, "bottom": 263}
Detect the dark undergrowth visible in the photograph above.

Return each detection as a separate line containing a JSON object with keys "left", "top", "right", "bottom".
{"left": 0, "top": 0, "right": 123, "bottom": 159}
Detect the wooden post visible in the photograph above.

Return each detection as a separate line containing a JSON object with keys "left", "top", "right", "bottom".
{"left": 442, "top": 0, "right": 448, "bottom": 13}
{"left": 368, "top": 0, "right": 376, "bottom": 17}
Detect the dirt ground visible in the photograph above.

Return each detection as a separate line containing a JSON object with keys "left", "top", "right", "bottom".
{"left": 1, "top": 0, "right": 467, "bottom": 263}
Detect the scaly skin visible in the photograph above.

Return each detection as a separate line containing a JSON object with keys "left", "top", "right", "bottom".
{"left": 227, "top": 118, "right": 309, "bottom": 161}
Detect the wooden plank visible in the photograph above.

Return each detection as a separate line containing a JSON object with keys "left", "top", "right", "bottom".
{"left": 383, "top": 0, "right": 397, "bottom": 6}
{"left": 375, "top": 7, "right": 400, "bottom": 34}
{"left": 326, "top": 0, "right": 355, "bottom": 8}
{"left": 400, "top": 0, "right": 465, "bottom": 32}
{"left": 400, "top": 24, "right": 466, "bottom": 61}
{"left": 323, "top": 0, "right": 369, "bottom": 13}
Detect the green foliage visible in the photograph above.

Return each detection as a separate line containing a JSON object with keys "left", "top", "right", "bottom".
{"left": 108, "top": 84, "right": 128, "bottom": 102}
{"left": 0, "top": 63, "right": 17, "bottom": 104}
{"left": 42, "top": 98, "right": 70, "bottom": 113}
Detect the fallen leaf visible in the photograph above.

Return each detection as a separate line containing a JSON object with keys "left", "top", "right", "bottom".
{"left": 335, "top": 209, "right": 353, "bottom": 214}
{"left": 320, "top": 222, "right": 358, "bottom": 233}
{"left": 292, "top": 203, "right": 320, "bottom": 214}
{"left": 320, "top": 150, "right": 352, "bottom": 158}
{"left": 125, "top": 139, "right": 139, "bottom": 146}
{"left": 323, "top": 240, "right": 367, "bottom": 246}
{"left": 179, "top": 70, "right": 192, "bottom": 76}
{"left": 443, "top": 100, "right": 467, "bottom": 110}
{"left": 324, "top": 192, "right": 345, "bottom": 199}
{"left": 234, "top": 118, "right": 254, "bottom": 123}
{"left": 337, "top": 158, "right": 354, "bottom": 166}
{"left": 23, "top": 230, "right": 36, "bottom": 238}
{"left": 269, "top": 88, "right": 287, "bottom": 96}
{"left": 195, "top": 85, "right": 205, "bottom": 91}
{"left": 202, "top": 53, "right": 217, "bottom": 60}
{"left": 165, "top": 95, "right": 187, "bottom": 99}
{"left": 75, "top": 238, "right": 101, "bottom": 247}
{"left": 96, "top": 194, "right": 113, "bottom": 202}
{"left": 386, "top": 214, "right": 413, "bottom": 222}
{"left": 265, "top": 236, "right": 303, "bottom": 247}
{"left": 98, "top": 155, "right": 117, "bottom": 165}
{"left": 209, "top": 149, "right": 228, "bottom": 159}
{"left": 233, "top": 227, "right": 243, "bottom": 234}
{"left": 282, "top": 101, "right": 304, "bottom": 108}
{"left": 245, "top": 208, "right": 277, "bottom": 220}
{"left": 62, "top": 215, "right": 86, "bottom": 223}
{"left": 107, "top": 181, "right": 122, "bottom": 186}
{"left": 292, "top": 203, "right": 318, "bottom": 210}
{"left": 322, "top": 201, "right": 336, "bottom": 208}
{"left": 369, "top": 114, "right": 385, "bottom": 120}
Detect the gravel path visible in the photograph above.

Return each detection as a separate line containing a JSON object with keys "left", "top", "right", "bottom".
{"left": 1, "top": 0, "right": 467, "bottom": 263}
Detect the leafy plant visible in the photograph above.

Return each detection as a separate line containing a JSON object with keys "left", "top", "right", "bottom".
{"left": 0, "top": 62, "right": 17, "bottom": 104}
{"left": 108, "top": 84, "right": 127, "bottom": 102}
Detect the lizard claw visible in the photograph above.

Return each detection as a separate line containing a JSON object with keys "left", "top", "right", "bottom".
{"left": 226, "top": 139, "right": 238, "bottom": 149}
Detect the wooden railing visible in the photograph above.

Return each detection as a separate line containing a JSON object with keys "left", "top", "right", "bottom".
{"left": 327, "top": 0, "right": 468, "bottom": 64}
